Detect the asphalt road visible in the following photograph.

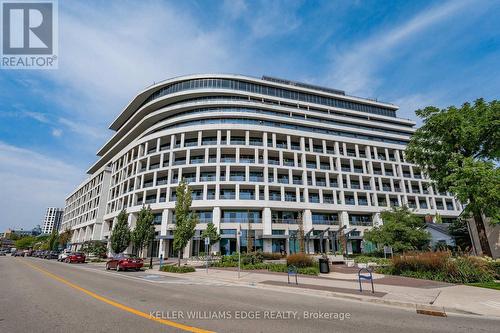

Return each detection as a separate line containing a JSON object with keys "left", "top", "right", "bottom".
{"left": 0, "top": 256, "right": 498, "bottom": 333}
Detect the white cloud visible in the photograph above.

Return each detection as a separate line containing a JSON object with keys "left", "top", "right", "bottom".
{"left": 222, "top": 0, "right": 302, "bottom": 38}
{"left": 45, "top": 1, "right": 238, "bottom": 123}
{"left": 51, "top": 128, "right": 63, "bottom": 137}
{"left": 325, "top": 0, "right": 475, "bottom": 96}
{"left": 58, "top": 118, "right": 110, "bottom": 141}
{"left": 0, "top": 142, "right": 84, "bottom": 230}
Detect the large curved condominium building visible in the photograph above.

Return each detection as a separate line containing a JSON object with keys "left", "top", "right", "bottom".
{"left": 61, "top": 74, "right": 462, "bottom": 257}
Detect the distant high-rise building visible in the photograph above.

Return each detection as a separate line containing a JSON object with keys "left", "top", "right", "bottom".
{"left": 42, "top": 208, "right": 64, "bottom": 234}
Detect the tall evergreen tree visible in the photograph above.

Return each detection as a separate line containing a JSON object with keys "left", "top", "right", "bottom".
{"left": 201, "top": 222, "right": 220, "bottom": 254}
{"left": 110, "top": 210, "right": 131, "bottom": 255}
{"left": 131, "top": 205, "right": 155, "bottom": 257}
{"left": 173, "top": 180, "right": 197, "bottom": 266}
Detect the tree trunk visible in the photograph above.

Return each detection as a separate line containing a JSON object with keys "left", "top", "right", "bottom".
{"left": 472, "top": 210, "right": 492, "bottom": 257}
{"left": 178, "top": 250, "right": 181, "bottom": 267}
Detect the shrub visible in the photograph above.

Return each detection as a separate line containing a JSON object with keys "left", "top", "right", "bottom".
{"left": 383, "top": 252, "right": 494, "bottom": 283}
{"left": 286, "top": 253, "right": 315, "bottom": 268}
{"left": 487, "top": 260, "right": 500, "bottom": 280}
{"left": 241, "top": 251, "right": 264, "bottom": 265}
{"left": 298, "top": 266, "right": 320, "bottom": 275}
{"left": 353, "top": 255, "right": 391, "bottom": 266}
{"left": 262, "top": 252, "right": 284, "bottom": 260}
{"left": 392, "top": 251, "right": 450, "bottom": 273}
{"left": 160, "top": 265, "right": 196, "bottom": 273}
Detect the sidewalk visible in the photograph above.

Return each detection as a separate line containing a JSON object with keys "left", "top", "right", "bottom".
{"left": 147, "top": 266, "right": 500, "bottom": 318}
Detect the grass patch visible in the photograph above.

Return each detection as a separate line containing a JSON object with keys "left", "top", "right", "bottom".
{"left": 466, "top": 282, "right": 500, "bottom": 290}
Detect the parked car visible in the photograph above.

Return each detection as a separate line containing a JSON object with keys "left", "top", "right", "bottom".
{"left": 106, "top": 254, "right": 143, "bottom": 271}
{"left": 45, "top": 251, "right": 60, "bottom": 260}
{"left": 12, "top": 251, "right": 24, "bottom": 257}
{"left": 65, "top": 252, "right": 86, "bottom": 263}
{"left": 58, "top": 250, "right": 72, "bottom": 262}
{"left": 38, "top": 250, "right": 49, "bottom": 258}
{"left": 0, "top": 250, "right": 6, "bottom": 256}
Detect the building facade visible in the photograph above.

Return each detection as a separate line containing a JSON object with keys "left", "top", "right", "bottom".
{"left": 41, "top": 207, "right": 64, "bottom": 234}
{"left": 61, "top": 74, "right": 462, "bottom": 256}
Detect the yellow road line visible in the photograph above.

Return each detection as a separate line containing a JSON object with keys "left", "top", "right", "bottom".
{"left": 18, "top": 259, "right": 215, "bottom": 333}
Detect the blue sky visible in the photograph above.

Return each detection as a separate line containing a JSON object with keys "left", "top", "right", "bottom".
{"left": 1, "top": 0, "right": 499, "bottom": 231}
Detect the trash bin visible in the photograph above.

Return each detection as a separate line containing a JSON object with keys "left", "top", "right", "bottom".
{"left": 319, "top": 258, "right": 330, "bottom": 273}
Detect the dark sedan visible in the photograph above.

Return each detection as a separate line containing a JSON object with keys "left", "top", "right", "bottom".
{"left": 106, "top": 254, "right": 143, "bottom": 271}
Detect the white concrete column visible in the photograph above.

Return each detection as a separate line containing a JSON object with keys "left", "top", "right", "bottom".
{"left": 340, "top": 211, "right": 349, "bottom": 228}
{"left": 263, "top": 207, "right": 272, "bottom": 235}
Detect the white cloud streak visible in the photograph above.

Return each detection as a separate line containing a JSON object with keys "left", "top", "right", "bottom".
{"left": 0, "top": 142, "right": 83, "bottom": 230}
{"left": 325, "top": 0, "right": 474, "bottom": 96}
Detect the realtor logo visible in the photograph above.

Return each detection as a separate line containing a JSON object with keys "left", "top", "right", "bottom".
{"left": 1, "top": 0, "right": 58, "bottom": 69}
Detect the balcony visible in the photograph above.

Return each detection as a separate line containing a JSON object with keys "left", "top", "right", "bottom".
{"left": 359, "top": 199, "right": 368, "bottom": 206}
{"left": 268, "top": 159, "right": 280, "bottom": 165}
{"left": 309, "top": 196, "right": 320, "bottom": 203}
{"left": 239, "top": 192, "right": 255, "bottom": 200}
{"left": 160, "top": 144, "right": 170, "bottom": 151}
{"left": 143, "top": 181, "right": 154, "bottom": 188}
{"left": 292, "top": 179, "right": 302, "bottom": 185}
{"left": 185, "top": 140, "right": 198, "bottom": 147}
{"left": 173, "top": 159, "right": 186, "bottom": 166}
{"left": 249, "top": 176, "right": 264, "bottom": 182}
{"left": 207, "top": 192, "right": 216, "bottom": 200}
{"left": 316, "top": 180, "right": 326, "bottom": 187}
{"left": 312, "top": 219, "right": 338, "bottom": 225}
{"left": 306, "top": 162, "right": 317, "bottom": 169}
{"left": 276, "top": 143, "right": 287, "bottom": 149}
{"left": 229, "top": 175, "right": 245, "bottom": 181}
{"left": 230, "top": 139, "right": 246, "bottom": 145}
{"left": 284, "top": 195, "right": 296, "bottom": 202}
{"left": 350, "top": 220, "right": 372, "bottom": 226}
{"left": 278, "top": 177, "right": 289, "bottom": 184}
{"left": 320, "top": 164, "right": 330, "bottom": 170}
{"left": 200, "top": 175, "right": 216, "bottom": 182}
{"left": 191, "top": 194, "right": 204, "bottom": 200}
{"left": 202, "top": 138, "right": 217, "bottom": 146}
{"left": 221, "top": 157, "right": 236, "bottom": 163}
{"left": 272, "top": 218, "right": 298, "bottom": 224}
{"left": 269, "top": 194, "right": 281, "bottom": 201}
{"left": 291, "top": 144, "right": 301, "bottom": 151}
{"left": 149, "top": 163, "right": 160, "bottom": 170}
{"left": 240, "top": 157, "right": 255, "bottom": 163}
{"left": 283, "top": 160, "right": 295, "bottom": 167}
{"left": 323, "top": 197, "right": 334, "bottom": 204}
{"left": 221, "top": 217, "right": 262, "bottom": 223}
{"left": 341, "top": 166, "right": 351, "bottom": 172}
{"left": 220, "top": 193, "right": 236, "bottom": 200}
{"left": 208, "top": 157, "right": 217, "bottom": 163}
{"left": 249, "top": 139, "right": 263, "bottom": 146}
{"left": 190, "top": 157, "right": 205, "bottom": 164}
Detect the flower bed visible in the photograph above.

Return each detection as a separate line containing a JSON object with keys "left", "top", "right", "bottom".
{"left": 376, "top": 251, "right": 495, "bottom": 283}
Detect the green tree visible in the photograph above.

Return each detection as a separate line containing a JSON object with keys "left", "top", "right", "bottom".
{"left": 81, "top": 240, "right": 107, "bottom": 258}
{"left": 48, "top": 231, "right": 59, "bottom": 251}
{"left": 406, "top": 99, "right": 500, "bottom": 257}
{"left": 201, "top": 222, "right": 220, "bottom": 254}
{"left": 173, "top": 179, "right": 198, "bottom": 266}
{"left": 58, "top": 228, "right": 73, "bottom": 248}
{"left": 297, "top": 211, "right": 305, "bottom": 253}
{"left": 14, "top": 236, "right": 37, "bottom": 249}
{"left": 364, "top": 206, "right": 431, "bottom": 253}
{"left": 110, "top": 210, "right": 131, "bottom": 255}
{"left": 131, "top": 205, "right": 155, "bottom": 257}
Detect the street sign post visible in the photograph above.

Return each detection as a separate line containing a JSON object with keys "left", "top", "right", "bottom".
{"left": 237, "top": 230, "right": 241, "bottom": 279}
{"left": 205, "top": 237, "right": 210, "bottom": 274}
